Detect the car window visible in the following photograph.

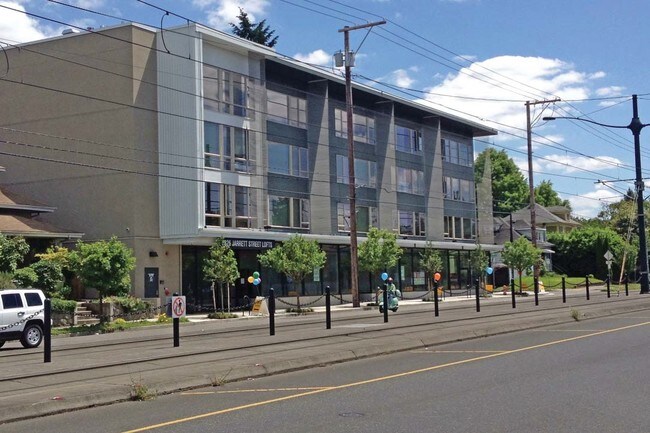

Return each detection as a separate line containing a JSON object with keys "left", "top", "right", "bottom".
{"left": 1, "top": 293, "right": 24, "bottom": 309}
{"left": 25, "top": 292, "right": 43, "bottom": 307}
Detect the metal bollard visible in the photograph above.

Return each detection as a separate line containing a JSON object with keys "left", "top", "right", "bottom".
{"left": 269, "top": 288, "right": 275, "bottom": 336}
{"left": 433, "top": 281, "right": 439, "bottom": 317}
{"left": 606, "top": 276, "right": 611, "bottom": 298}
{"left": 562, "top": 276, "right": 566, "bottom": 303}
{"left": 624, "top": 272, "right": 629, "bottom": 296}
{"left": 511, "top": 278, "right": 516, "bottom": 308}
{"left": 44, "top": 298, "right": 51, "bottom": 363}
{"left": 325, "top": 286, "right": 331, "bottom": 330}
{"left": 585, "top": 275, "right": 590, "bottom": 300}
{"left": 383, "top": 284, "right": 388, "bottom": 323}
{"left": 475, "top": 278, "right": 480, "bottom": 313}
{"left": 173, "top": 317, "right": 179, "bottom": 347}
{"left": 534, "top": 276, "right": 539, "bottom": 306}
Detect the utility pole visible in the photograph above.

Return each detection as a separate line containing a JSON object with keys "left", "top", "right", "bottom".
{"left": 525, "top": 98, "right": 560, "bottom": 286}
{"left": 338, "top": 20, "right": 385, "bottom": 308}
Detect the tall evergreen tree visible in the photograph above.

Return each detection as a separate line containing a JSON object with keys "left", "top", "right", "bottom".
{"left": 475, "top": 148, "right": 528, "bottom": 213}
{"left": 230, "top": 8, "right": 278, "bottom": 48}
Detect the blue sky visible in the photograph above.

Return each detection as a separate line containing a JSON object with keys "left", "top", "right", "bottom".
{"left": 2, "top": 0, "right": 650, "bottom": 218}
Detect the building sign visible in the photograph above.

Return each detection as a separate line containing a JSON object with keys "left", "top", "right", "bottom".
{"left": 225, "top": 239, "right": 274, "bottom": 249}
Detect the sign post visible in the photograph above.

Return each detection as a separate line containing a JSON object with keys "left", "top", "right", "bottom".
{"left": 171, "top": 295, "right": 186, "bottom": 347}
{"left": 604, "top": 251, "right": 613, "bottom": 298}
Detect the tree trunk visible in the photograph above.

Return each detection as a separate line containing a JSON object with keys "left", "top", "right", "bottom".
{"left": 211, "top": 282, "right": 216, "bottom": 312}
{"left": 227, "top": 282, "right": 231, "bottom": 313}
{"left": 219, "top": 282, "right": 224, "bottom": 312}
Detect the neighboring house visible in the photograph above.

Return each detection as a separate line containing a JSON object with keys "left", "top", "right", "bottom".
{"left": 0, "top": 23, "right": 498, "bottom": 308}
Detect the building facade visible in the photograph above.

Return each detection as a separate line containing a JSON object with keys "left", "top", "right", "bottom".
{"left": 0, "top": 23, "right": 497, "bottom": 309}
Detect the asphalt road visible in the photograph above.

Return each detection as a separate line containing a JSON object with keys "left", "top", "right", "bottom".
{"left": 7, "top": 309, "right": 650, "bottom": 433}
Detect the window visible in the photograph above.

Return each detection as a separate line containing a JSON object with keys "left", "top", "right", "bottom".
{"left": 25, "top": 293, "right": 42, "bottom": 307}
{"left": 443, "top": 216, "right": 476, "bottom": 240}
{"left": 203, "top": 65, "right": 248, "bottom": 117}
{"left": 269, "top": 196, "right": 310, "bottom": 229}
{"left": 398, "top": 210, "right": 426, "bottom": 236}
{"left": 396, "top": 125, "right": 422, "bottom": 154}
{"left": 204, "top": 122, "right": 249, "bottom": 172}
{"left": 267, "top": 89, "right": 307, "bottom": 128}
{"left": 441, "top": 138, "right": 473, "bottom": 167}
{"left": 334, "top": 108, "right": 376, "bottom": 144}
{"left": 205, "top": 182, "right": 252, "bottom": 228}
{"left": 1, "top": 293, "right": 23, "bottom": 309}
{"left": 397, "top": 167, "right": 424, "bottom": 195}
{"left": 337, "top": 203, "right": 377, "bottom": 233}
{"left": 443, "top": 176, "right": 474, "bottom": 202}
{"left": 268, "top": 142, "right": 309, "bottom": 177}
{"left": 336, "top": 155, "right": 377, "bottom": 187}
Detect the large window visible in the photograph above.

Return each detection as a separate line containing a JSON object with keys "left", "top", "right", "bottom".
{"left": 203, "top": 65, "right": 248, "bottom": 117}
{"left": 397, "top": 167, "right": 424, "bottom": 195}
{"left": 443, "top": 176, "right": 474, "bottom": 202}
{"left": 204, "top": 122, "right": 249, "bottom": 172}
{"left": 443, "top": 216, "right": 475, "bottom": 240}
{"left": 267, "top": 89, "right": 307, "bottom": 128}
{"left": 337, "top": 203, "right": 377, "bottom": 233}
{"left": 396, "top": 125, "right": 422, "bottom": 154}
{"left": 398, "top": 210, "right": 426, "bottom": 236}
{"left": 269, "top": 196, "right": 310, "bottom": 229}
{"left": 441, "top": 138, "right": 473, "bottom": 167}
{"left": 336, "top": 155, "right": 377, "bottom": 187}
{"left": 268, "top": 142, "right": 309, "bottom": 177}
{"left": 205, "top": 183, "right": 252, "bottom": 228}
{"left": 334, "top": 108, "right": 376, "bottom": 144}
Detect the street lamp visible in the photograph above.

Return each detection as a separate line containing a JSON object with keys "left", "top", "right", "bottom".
{"left": 543, "top": 94, "right": 650, "bottom": 294}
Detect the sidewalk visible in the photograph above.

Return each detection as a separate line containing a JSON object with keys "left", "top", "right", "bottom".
{"left": 0, "top": 290, "right": 647, "bottom": 424}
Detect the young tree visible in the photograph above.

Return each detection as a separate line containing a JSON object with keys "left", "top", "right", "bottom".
{"left": 230, "top": 8, "right": 278, "bottom": 47}
{"left": 257, "top": 235, "right": 325, "bottom": 310}
{"left": 202, "top": 238, "right": 240, "bottom": 312}
{"left": 358, "top": 227, "right": 403, "bottom": 288}
{"left": 470, "top": 244, "right": 490, "bottom": 291}
{"left": 501, "top": 237, "right": 541, "bottom": 294}
{"left": 70, "top": 237, "right": 136, "bottom": 320}
{"left": 419, "top": 241, "right": 443, "bottom": 297}
{"left": 0, "top": 234, "right": 29, "bottom": 273}
{"left": 30, "top": 260, "right": 65, "bottom": 298}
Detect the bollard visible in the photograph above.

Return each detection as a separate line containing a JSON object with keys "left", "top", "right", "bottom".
{"left": 585, "top": 275, "right": 590, "bottom": 300}
{"left": 624, "top": 272, "right": 629, "bottom": 296}
{"left": 44, "top": 298, "right": 51, "bottom": 363}
{"left": 325, "top": 286, "right": 331, "bottom": 330}
{"left": 269, "top": 288, "right": 275, "bottom": 336}
{"left": 606, "top": 276, "right": 611, "bottom": 298}
{"left": 534, "top": 276, "right": 539, "bottom": 306}
{"left": 562, "top": 276, "right": 566, "bottom": 303}
{"left": 383, "top": 284, "right": 388, "bottom": 323}
{"left": 475, "top": 278, "right": 480, "bottom": 313}
{"left": 511, "top": 278, "right": 516, "bottom": 308}
{"left": 173, "top": 317, "right": 179, "bottom": 347}
{"left": 433, "top": 281, "right": 439, "bottom": 317}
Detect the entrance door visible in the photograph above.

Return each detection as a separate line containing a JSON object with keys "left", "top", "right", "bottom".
{"left": 144, "top": 267, "right": 159, "bottom": 298}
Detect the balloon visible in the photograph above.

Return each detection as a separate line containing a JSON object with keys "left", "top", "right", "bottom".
{"left": 486, "top": 267, "right": 493, "bottom": 275}
{"left": 247, "top": 276, "right": 254, "bottom": 283}
{"left": 253, "top": 278, "right": 260, "bottom": 285}
{"left": 253, "top": 271, "right": 260, "bottom": 279}
{"left": 381, "top": 272, "right": 388, "bottom": 281}
{"left": 434, "top": 272, "right": 441, "bottom": 282}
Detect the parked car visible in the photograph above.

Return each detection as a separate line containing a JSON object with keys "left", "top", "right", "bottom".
{"left": 0, "top": 289, "right": 46, "bottom": 348}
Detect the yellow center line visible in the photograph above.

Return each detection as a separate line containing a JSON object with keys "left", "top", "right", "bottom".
{"left": 181, "top": 387, "right": 331, "bottom": 395}
{"left": 122, "top": 320, "right": 650, "bottom": 433}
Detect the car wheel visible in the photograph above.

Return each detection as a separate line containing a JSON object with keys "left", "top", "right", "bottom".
{"left": 0, "top": 341, "right": 5, "bottom": 348}
{"left": 20, "top": 323, "right": 43, "bottom": 348}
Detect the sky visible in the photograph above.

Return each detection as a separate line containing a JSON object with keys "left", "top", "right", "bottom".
{"left": 1, "top": 0, "right": 650, "bottom": 218}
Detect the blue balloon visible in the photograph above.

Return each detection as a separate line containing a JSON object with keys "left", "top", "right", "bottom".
{"left": 486, "top": 267, "right": 493, "bottom": 275}
{"left": 253, "top": 278, "right": 260, "bottom": 285}
{"left": 381, "top": 272, "right": 388, "bottom": 281}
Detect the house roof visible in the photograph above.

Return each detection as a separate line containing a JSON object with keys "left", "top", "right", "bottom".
{"left": 0, "top": 188, "right": 56, "bottom": 213}
{"left": 511, "top": 204, "right": 580, "bottom": 227}
{"left": 0, "top": 214, "right": 83, "bottom": 239}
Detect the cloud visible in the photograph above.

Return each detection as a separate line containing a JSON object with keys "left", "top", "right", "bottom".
{"left": 390, "top": 68, "right": 416, "bottom": 88}
{"left": 0, "top": 1, "right": 51, "bottom": 43}
{"left": 194, "top": 0, "right": 270, "bottom": 30}
{"left": 596, "top": 86, "right": 625, "bottom": 97}
{"left": 416, "top": 55, "right": 603, "bottom": 138}
{"left": 294, "top": 49, "right": 330, "bottom": 66}
{"left": 567, "top": 184, "right": 620, "bottom": 219}
{"left": 514, "top": 154, "right": 623, "bottom": 175}
{"left": 70, "top": 0, "right": 105, "bottom": 9}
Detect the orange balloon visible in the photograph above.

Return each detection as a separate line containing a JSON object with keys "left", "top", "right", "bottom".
{"left": 247, "top": 276, "right": 254, "bottom": 283}
{"left": 434, "top": 272, "right": 441, "bottom": 282}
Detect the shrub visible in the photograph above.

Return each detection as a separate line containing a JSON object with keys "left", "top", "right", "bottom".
{"left": 51, "top": 297, "right": 77, "bottom": 313}
{"left": 30, "top": 260, "right": 64, "bottom": 297}
{"left": 102, "top": 296, "right": 151, "bottom": 314}
{"left": 207, "top": 312, "right": 238, "bottom": 319}
{"left": 13, "top": 267, "right": 38, "bottom": 288}
{"left": 0, "top": 272, "right": 16, "bottom": 289}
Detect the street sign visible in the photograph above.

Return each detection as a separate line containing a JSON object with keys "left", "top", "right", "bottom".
{"left": 604, "top": 250, "right": 614, "bottom": 261}
{"left": 171, "top": 296, "right": 186, "bottom": 318}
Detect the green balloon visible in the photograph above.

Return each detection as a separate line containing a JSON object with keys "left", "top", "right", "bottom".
{"left": 253, "top": 271, "right": 260, "bottom": 279}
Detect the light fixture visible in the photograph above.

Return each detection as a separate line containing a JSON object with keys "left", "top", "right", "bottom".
{"left": 149, "top": 251, "right": 158, "bottom": 257}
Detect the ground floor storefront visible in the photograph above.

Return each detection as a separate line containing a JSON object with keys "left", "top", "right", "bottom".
{"left": 180, "top": 238, "right": 488, "bottom": 312}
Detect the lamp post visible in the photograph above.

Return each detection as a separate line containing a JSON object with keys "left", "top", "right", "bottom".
{"left": 544, "top": 94, "right": 650, "bottom": 294}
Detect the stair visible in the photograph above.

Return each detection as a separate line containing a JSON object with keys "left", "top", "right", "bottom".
{"left": 74, "top": 303, "right": 100, "bottom": 326}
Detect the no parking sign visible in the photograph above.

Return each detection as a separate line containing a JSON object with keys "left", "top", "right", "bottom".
{"left": 171, "top": 296, "right": 186, "bottom": 318}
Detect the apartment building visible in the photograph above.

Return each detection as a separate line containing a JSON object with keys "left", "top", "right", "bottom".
{"left": 0, "top": 22, "right": 496, "bottom": 309}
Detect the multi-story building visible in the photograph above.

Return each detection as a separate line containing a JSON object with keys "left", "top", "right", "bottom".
{"left": 0, "top": 23, "right": 496, "bottom": 310}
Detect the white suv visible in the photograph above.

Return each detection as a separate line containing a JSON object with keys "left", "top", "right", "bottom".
{"left": 0, "top": 289, "right": 46, "bottom": 349}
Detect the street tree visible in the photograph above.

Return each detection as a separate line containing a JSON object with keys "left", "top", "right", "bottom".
{"left": 470, "top": 244, "right": 490, "bottom": 291}
{"left": 501, "top": 237, "right": 541, "bottom": 294}
{"left": 419, "top": 241, "right": 443, "bottom": 297}
{"left": 202, "top": 238, "right": 240, "bottom": 312}
{"left": 535, "top": 180, "right": 571, "bottom": 209}
{"left": 0, "top": 234, "right": 29, "bottom": 273}
{"left": 358, "top": 227, "right": 403, "bottom": 289}
{"left": 70, "top": 237, "right": 136, "bottom": 320}
{"left": 230, "top": 8, "right": 278, "bottom": 47}
{"left": 257, "top": 235, "right": 326, "bottom": 311}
